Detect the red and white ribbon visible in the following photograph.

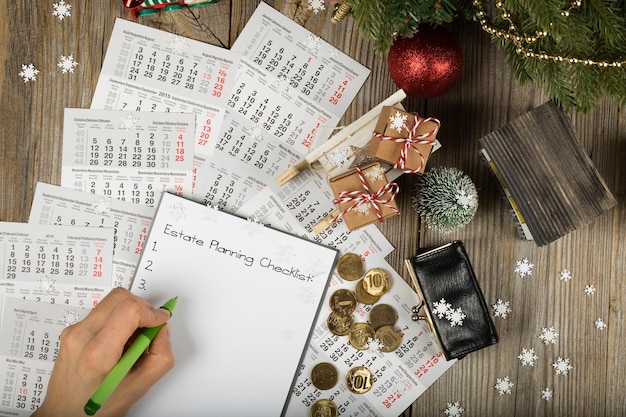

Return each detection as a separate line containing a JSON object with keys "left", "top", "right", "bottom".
{"left": 373, "top": 115, "right": 440, "bottom": 173}
{"left": 331, "top": 165, "right": 399, "bottom": 224}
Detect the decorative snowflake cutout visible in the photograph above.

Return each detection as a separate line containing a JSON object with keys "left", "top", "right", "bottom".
{"left": 560, "top": 269, "right": 572, "bottom": 282}
{"left": 281, "top": 328, "right": 294, "bottom": 341}
{"left": 19, "top": 64, "right": 40, "bottom": 82}
{"left": 275, "top": 245, "right": 296, "bottom": 263}
{"left": 38, "top": 276, "right": 56, "bottom": 294}
{"left": 432, "top": 298, "right": 452, "bottom": 319}
{"left": 243, "top": 217, "right": 264, "bottom": 235}
{"left": 492, "top": 299, "right": 512, "bottom": 319}
{"left": 250, "top": 123, "right": 266, "bottom": 141}
{"left": 297, "top": 287, "right": 317, "bottom": 305}
{"left": 169, "top": 36, "right": 189, "bottom": 54}
{"left": 119, "top": 113, "right": 140, "bottom": 131}
{"left": 92, "top": 196, "right": 112, "bottom": 215}
{"left": 539, "top": 326, "right": 559, "bottom": 345}
{"left": 272, "top": 75, "right": 292, "bottom": 95}
{"left": 63, "top": 309, "right": 82, "bottom": 326}
{"left": 168, "top": 202, "right": 187, "bottom": 221}
{"left": 364, "top": 337, "right": 385, "bottom": 351}
{"left": 541, "top": 388, "right": 553, "bottom": 401}
{"left": 353, "top": 202, "right": 372, "bottom": 216}
{"left": 201, "top": 204, "right": 220, "bottom": 222}
{"left": 494, "top": 376, "right": 514, "bottom": 395}
{"left": 327, "top": 48, "right": 339, "bottom": 59}
{"left": 455, "top": 190, "right": 476, "bottom": 209}
{"left": 57, "top": 55, "right": 78, "bottom": 73}
{"left": 445, "top": 307, "right": 466, "bottom": 327}
{"left": 517, "top": 348, "right": 538, "bottom": 366}
{"left": 307, "top": 0, "right": 325, "bottom": 13}
{"left": 327, "top": 148, "right": 350, "bottom": 168}
{"left": 389, "top": 111, "right": 408, "bottom": 133}
{"left": 552, "top": 357, "right": 573, "bottom": 375}
{"left": 52, "top": 0, "right": 72, "bottom": 20}
{"left": 514, "top": 258, "right": 534, "bottom": 277}
{"left": 595, "top": 318, "right": 608, "bottom": 330}
{"left": 304, "top": 34, "right": 321, "bottom": 54}
{"left": 364, "top": 164, "right": 386, "bottom": 182}
{"left": 584, "top": 284, "right": 596, "bottom": 295}
{"left": 444, "top": 401, "right": 464, "bottom": 417}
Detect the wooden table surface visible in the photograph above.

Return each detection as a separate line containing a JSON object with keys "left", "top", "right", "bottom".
{"left": 1, "top": 1, "right": 624, "bottom": 416}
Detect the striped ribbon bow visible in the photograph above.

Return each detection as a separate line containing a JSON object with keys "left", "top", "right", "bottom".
{"left": 332, "top": 165, "right": 400, "bottom": 224}
{"left": 373, "top": 115, "right": 440, "bottom": 173}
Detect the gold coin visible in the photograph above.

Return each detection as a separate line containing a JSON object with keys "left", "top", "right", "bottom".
{"left": 328, "top": 288, "right": 357, "bottom": 315}
{"left": 375, "top": 325, "right": 403, "bottom": 353}
{"left": 362, "top": 268, "right": 391, "bottom": 297}
{"left": 369, "top": 304, "right": 398, "bottom": 330}
{"left": 310, "top": 362, "right": 338, "bottom": 390}
{"left": 348, "top": 322, "right": 376, "bottom": 350}
{"left": 327, "top": 311, "right": 354, "bottom": 336}
{"left": 336, "top": 253, "right": 364, "bottom": 281}
{"left": 345, "top": 366, "right": 374, "bottom": 394}
{"left": 354, "top": 279, "right": 380, "bottom": 305}
{"left": 309, "top": 398, "right": 338, "bottom": 417}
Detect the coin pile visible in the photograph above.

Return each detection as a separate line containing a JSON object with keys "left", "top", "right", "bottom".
{"left": 309, "top": 254, "right": 404, "bottom": 415}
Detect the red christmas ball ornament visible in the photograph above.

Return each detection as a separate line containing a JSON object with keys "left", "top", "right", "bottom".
{"left": 387, "top": 26, "right": 463, "bottom": 98}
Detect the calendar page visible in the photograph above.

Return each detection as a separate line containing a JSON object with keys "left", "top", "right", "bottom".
{"left": 129, "top": 192, "right": 339, "bottom": 417}
{"left": 90, "top": 18, "right": 241, "bottom": 162}
{"left": 193, "top": 2, "right": 370, "bottom": 209}
{"left": 0, "top": 297, "right": 90, "bottom": 416}
{"left": 0, "top": 222, "right": 114, "bottom": 308}
{"left": 29, "top": 182, "right": 156, "bottom": 289}
{"left": 61, "top": 108, "right": 195, "bottom": 200}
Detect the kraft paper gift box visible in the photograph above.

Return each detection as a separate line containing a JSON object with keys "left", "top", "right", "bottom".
{"left": 369, "top": 106, "right": 440, "bottom": 174}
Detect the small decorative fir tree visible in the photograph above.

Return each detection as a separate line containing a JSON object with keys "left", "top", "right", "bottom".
{"left": 411, "top": 166, "right": 478, "bottom": 232}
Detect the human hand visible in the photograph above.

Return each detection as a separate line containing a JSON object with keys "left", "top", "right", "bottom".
{"left": 31, "top": 287, "right": 175, "bottom": 417}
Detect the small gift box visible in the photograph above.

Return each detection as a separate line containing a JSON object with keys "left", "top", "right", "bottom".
{"left": 312, "top": 162, "right": 400, "bottom": 233}
{"left": 369, "top": 106, "right": 440, "bottom": 174}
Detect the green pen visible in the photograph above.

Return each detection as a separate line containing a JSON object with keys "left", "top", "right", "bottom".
{"left": 84, "top": 296, "right": 178, "bottom": 416}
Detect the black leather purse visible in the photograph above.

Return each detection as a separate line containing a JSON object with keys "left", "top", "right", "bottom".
{"left": 404, "top": 241, "right": 498, "bottom": 360}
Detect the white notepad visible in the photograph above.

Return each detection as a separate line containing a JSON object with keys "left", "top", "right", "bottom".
{"left": 129, "top": 192, "right": 338, "bottom": 417}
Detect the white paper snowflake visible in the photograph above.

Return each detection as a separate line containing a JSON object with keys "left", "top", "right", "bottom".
{"left": 169, "top": 36, "right": 189, "bottom": 54}
{"left": 444, "top": 401, "right": 464, "bottom": 417}
{"left": 539, "top": 326, "right": 559, "bottom": 344}
{"left": 541, "top": 388, "right": 553, "bottom": 401}
{"left": 327, "top": 48, "right": 339, "bottom": 59}
{"left": 57, "top": 55, "right": 78, "bottom": 73}
{"left": 275, "top": 245, "right": 296, "bottom": 263}
{"left": 63, "top": 309, "right": 82, "bottom": 326}
{"left": 119, "top": 113, "right": 140, "bottom": 131}
{"left": 514, "top": 258, "right": 534, "bottom": 277}
{"left": 272, "top": 75, "right": 292, "bottom": 95}
{"left": 327, "top": 148, "right": 350, "bottom": 168}
{"left": 19, "top": 64, "right": 40, "bottom": 82}
{"left": 92, "top": 196, "right": 112, "bottom": 215}
{"left": 364, "top": 337, "right": 385, "bottom": 351}
{"left": 364, "top": 164, "right": 386, "bottom": 182}
{"left": 552, "top": 357, "right": 573, "bottom": 375}
{"left": 595, "top": 318, "right": 608, "bottom": 330}
{"left": 517, "top": 348, "right": 538, "bottom": 366}
{"left": 243, "top": 217, "right": 264, "bottom": 235}
{"left": 168, "top": 202, "right": 187, "bottom": 221}
{"left": 494, "top": 376, "right": 514, "bottom": 395}
{"left": 389, "top": 111, "right": 408, "bottom": 133}
{"left": 52, "top": 0, "right": 72, "bottom": 20}
{"left": 297, "top": 287, "right": 317, "bottom": 304}
{"left": 201, "top": 204, "right": 220, "bottom": 222}
{"left": 353, "top": 202, "right": 372, "bottom": 216}
{"left": 560, "top": 269, "right": 572, "bottom": 282}
{"left": 250, "top": 123, "right": 266, "bottom": 141}
{"left": 584, "top": 284, "right": 596, "bottom": 295}
{"left": 455, "top": 190, "right": 476, "bottom": 209}
{"left": 38, "top": 276, "right": 56, "bottom": 294}
{"left": 432, "top": 298, "right": 452, "bottom": 319}
{"left": 446, "top": 307, "right": 466, "bottom": 327}
{"left": 492, "top": 299, "right": 512, "bottom": 319}
{"left": 304, "top": 34, "right": 321, "bottom": 54}
{"left": 281, "top": 328, "right": 295, "bottom": 341}
{"left": 307, "top": 0, "right": 325, "bottom": 13}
